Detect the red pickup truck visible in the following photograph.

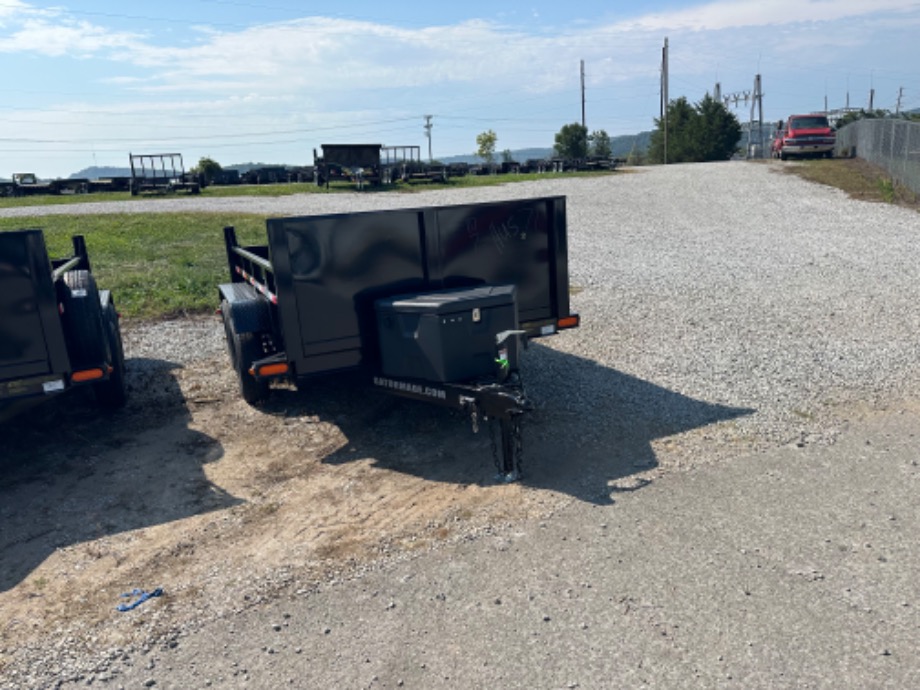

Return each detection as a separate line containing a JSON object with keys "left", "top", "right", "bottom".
{"left": 773, "top": 114, "right": 836, "bottom": 160}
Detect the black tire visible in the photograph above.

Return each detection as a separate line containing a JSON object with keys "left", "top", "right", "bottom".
{"left": 94, "top": 302, "right": 127, "bottom": 407}
{"left": 60, "top": 270, "right": 107, "bottom": 370}
{"left": 221, "top": 300, "right": 270, "bottom": 405}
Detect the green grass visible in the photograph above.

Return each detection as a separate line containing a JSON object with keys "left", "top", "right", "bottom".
{"left": 778, "top": 157, "right": 919, "bottom": 208}
{"left": 0, "top": 213, "right": 266, "bottom": 319}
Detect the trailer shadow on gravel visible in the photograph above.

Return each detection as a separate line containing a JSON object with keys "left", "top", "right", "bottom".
{"left": 0, "top": 357, "right": 239, "bottom": 593}
{"left": 269, "top": 343, "right": 754, "bottom": 506}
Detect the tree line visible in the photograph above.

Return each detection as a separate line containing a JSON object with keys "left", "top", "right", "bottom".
{"left": 476, "top": 93, "right": 742, "bottom": 166}
{"left": 475, "top": 125, "right": 615, "bottom": 164}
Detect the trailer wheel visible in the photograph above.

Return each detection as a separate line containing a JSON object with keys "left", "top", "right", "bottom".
{"left": 94, "top": 301, "right": 127, "bottom": 407}
{"left": 61, "top": 270, "right": 108, "bottom": 371}
{"left": 221, "top": 300, "right": 270, "bottom": 405}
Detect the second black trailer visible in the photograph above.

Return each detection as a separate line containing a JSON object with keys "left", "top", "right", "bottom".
{"left": 0, "top": 229, "right": 127, "bottom": 422}
{"left": 218, "top": 196, "right": 579, "bottom": 479}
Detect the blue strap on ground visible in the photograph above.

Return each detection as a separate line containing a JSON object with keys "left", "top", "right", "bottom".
{"left": 116, "top": 587, "right": 163, "bottom": 612}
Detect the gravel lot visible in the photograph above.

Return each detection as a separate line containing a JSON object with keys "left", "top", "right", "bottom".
{"left": 2, "top": 160, "right": 919, "bottom": 688}
{"left": 67, "top": 158, "right": 917, "bottom": 460}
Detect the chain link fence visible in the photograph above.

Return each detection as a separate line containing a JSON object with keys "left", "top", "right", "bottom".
{"left": 835, "top": 119, "right": 920, "bottom": 196}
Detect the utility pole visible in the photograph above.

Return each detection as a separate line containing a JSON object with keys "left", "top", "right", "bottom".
{"left": 423, "top": 115, "right": 433, "bottom": 163}
{"left": 580, "top": 60, "right": 586, "bottom": 129}
{"left": 714, "top": 81, "right": 721, "bottom": 103}
{"left": 661, "top": 37, "right": 669, "bottom": 164}
{"left": 896, "top": 86, "right": 904, "bottom": 115}
{"left": 749, "top": 74, "right": 763, "bottom": 158}
{"left": 869, "top": 70, "right": 875, "bottom": 112}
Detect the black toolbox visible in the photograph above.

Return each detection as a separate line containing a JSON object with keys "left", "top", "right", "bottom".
{"left": 375, "top": 285, "right": 518, "bottom": 383}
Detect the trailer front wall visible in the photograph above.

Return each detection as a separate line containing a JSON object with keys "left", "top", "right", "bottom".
{"left": 269, "top": 210, "right": 428, "bottom": 375}
{"left": 266, "top": 196, "right": 569, "bottom": 378}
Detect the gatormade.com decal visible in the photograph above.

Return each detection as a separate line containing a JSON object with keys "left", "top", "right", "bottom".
{"left": 373, "top": 377, "right": 447, "bottom": 400}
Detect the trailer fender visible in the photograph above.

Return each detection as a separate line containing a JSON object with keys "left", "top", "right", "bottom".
{"left": 60, "top": 270, "right": 107, "bottom": 370}
{"left": 218, "top": 282, "right": 272, "bottom": 335}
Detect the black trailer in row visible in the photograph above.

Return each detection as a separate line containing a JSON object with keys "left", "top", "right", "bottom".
{"left": 0, "top": 230, "right": 126, "bottom": 421}
{"left": 218, "top": 195, "right": 579, "bottom": 479}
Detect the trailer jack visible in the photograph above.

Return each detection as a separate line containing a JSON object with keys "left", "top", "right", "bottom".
{"left": 460, "top": 381, "right": 533, "bottom": 482}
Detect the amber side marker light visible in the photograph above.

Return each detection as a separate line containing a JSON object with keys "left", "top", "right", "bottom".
{"left": 557, "top": 315, "right": 580, "bottom": 329}
{"left": 250, "top": 362, "right": 289, "bottom": 378}
{"left": 71, "top": 368, "right": 106, "bottom": 383}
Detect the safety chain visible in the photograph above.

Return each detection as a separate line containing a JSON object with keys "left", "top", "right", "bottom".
{"left": 513, "top": 415, "right": 524, "bottom": 479}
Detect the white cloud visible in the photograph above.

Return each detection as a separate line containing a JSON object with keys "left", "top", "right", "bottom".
{"left": 0, "top": 0, "right": 30, "bottom": 21}
{"left": 630, "top": 0, "right": 920, "bottom": 32}
{"left": 0, "top": 18, "right": 138, "bottom": 56}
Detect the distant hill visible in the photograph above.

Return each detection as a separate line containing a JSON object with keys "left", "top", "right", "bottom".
{"left": 70, "top": 166, "right": 132, "bottom": 180}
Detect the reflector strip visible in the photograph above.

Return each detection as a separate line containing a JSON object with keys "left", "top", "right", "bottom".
{"left": 71, "top": 368, "right": 105, "bottom": 383}
{"left": 557, "top": 315, "right": 580, "bottom": 329}
{"left": 254, "top": 362, "right": 289, "bottom": 377}
{"left": 234, "top": 266, "right": 279, "bottom": 304}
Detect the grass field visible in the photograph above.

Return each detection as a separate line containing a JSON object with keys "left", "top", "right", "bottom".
{"left": 1, "top": 160, "right": 913, "bottom": 320}
{"left": 0, "top": 212, "right": 267, "bottom": 319}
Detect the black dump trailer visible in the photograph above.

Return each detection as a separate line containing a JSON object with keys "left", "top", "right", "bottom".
{"left": 218, "top": 196, "right": 579, "bottom": 480}
{"left": 314, "top": 144, "right": 384, "bottom": 188}
{"left": 0, "top": 230, "right": 126, "bottom": 421}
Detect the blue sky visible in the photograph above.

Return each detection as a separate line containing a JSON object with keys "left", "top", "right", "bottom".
{"left": 1, "top": 0, "right": 918, "bottom": 178}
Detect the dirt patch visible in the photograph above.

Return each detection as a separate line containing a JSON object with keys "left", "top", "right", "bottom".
{"left": 0, "top": 322, "right": 572, "bottom": 664}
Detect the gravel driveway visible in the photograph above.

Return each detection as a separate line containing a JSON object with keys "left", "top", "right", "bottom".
{"left": 2, "top": 161, "right": 919, "bottom": 688}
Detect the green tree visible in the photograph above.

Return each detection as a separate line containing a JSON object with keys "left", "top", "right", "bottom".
{"left": 554, "top": 123, "right": 588, "bottom": 159}
{"left": 693, "top": 94, "right": 741, "bottom": 161}
{"left": 836, "top": 109, "right": 891, "bottom": 128}
{"left": 193, "top": 156, "right": 223, "bottom": 184}
{"left": 475, "top": 130, "right": 498, "bottom": 164}
{"left": 501, "top": 149, "right": 514, "bottom": 163}
{"left": 589, "top": 129, "right": 612, "bottom": 158}
{"left": 648, "top": 95, "right": 740, "bottom": 164}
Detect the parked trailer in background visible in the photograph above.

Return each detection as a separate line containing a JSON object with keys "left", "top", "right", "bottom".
{"left": 314, "top": 144, "right": 384, "bottom": 188}
{"left": 129, "top": 153, "right": 201, "bottom": 196}
{"left": 217, "top": 196, "right": 579, "bottom": 479}
{"left": 382, "top": 146, "right": 448, "bottom": 184}
{"left": 0, "top": 230, "right": 126, "bottom": 422}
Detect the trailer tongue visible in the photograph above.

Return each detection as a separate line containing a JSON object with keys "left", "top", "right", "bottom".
{"left": 218, "top": 196, "right": 579, "bottom": 480}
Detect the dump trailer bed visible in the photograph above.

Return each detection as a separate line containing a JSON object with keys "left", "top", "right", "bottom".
{"left": 218, "top": 196, "right": 579, "bottom": 478}
{"left": 0, "top": 230, "right": 126, "bottom": 421}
